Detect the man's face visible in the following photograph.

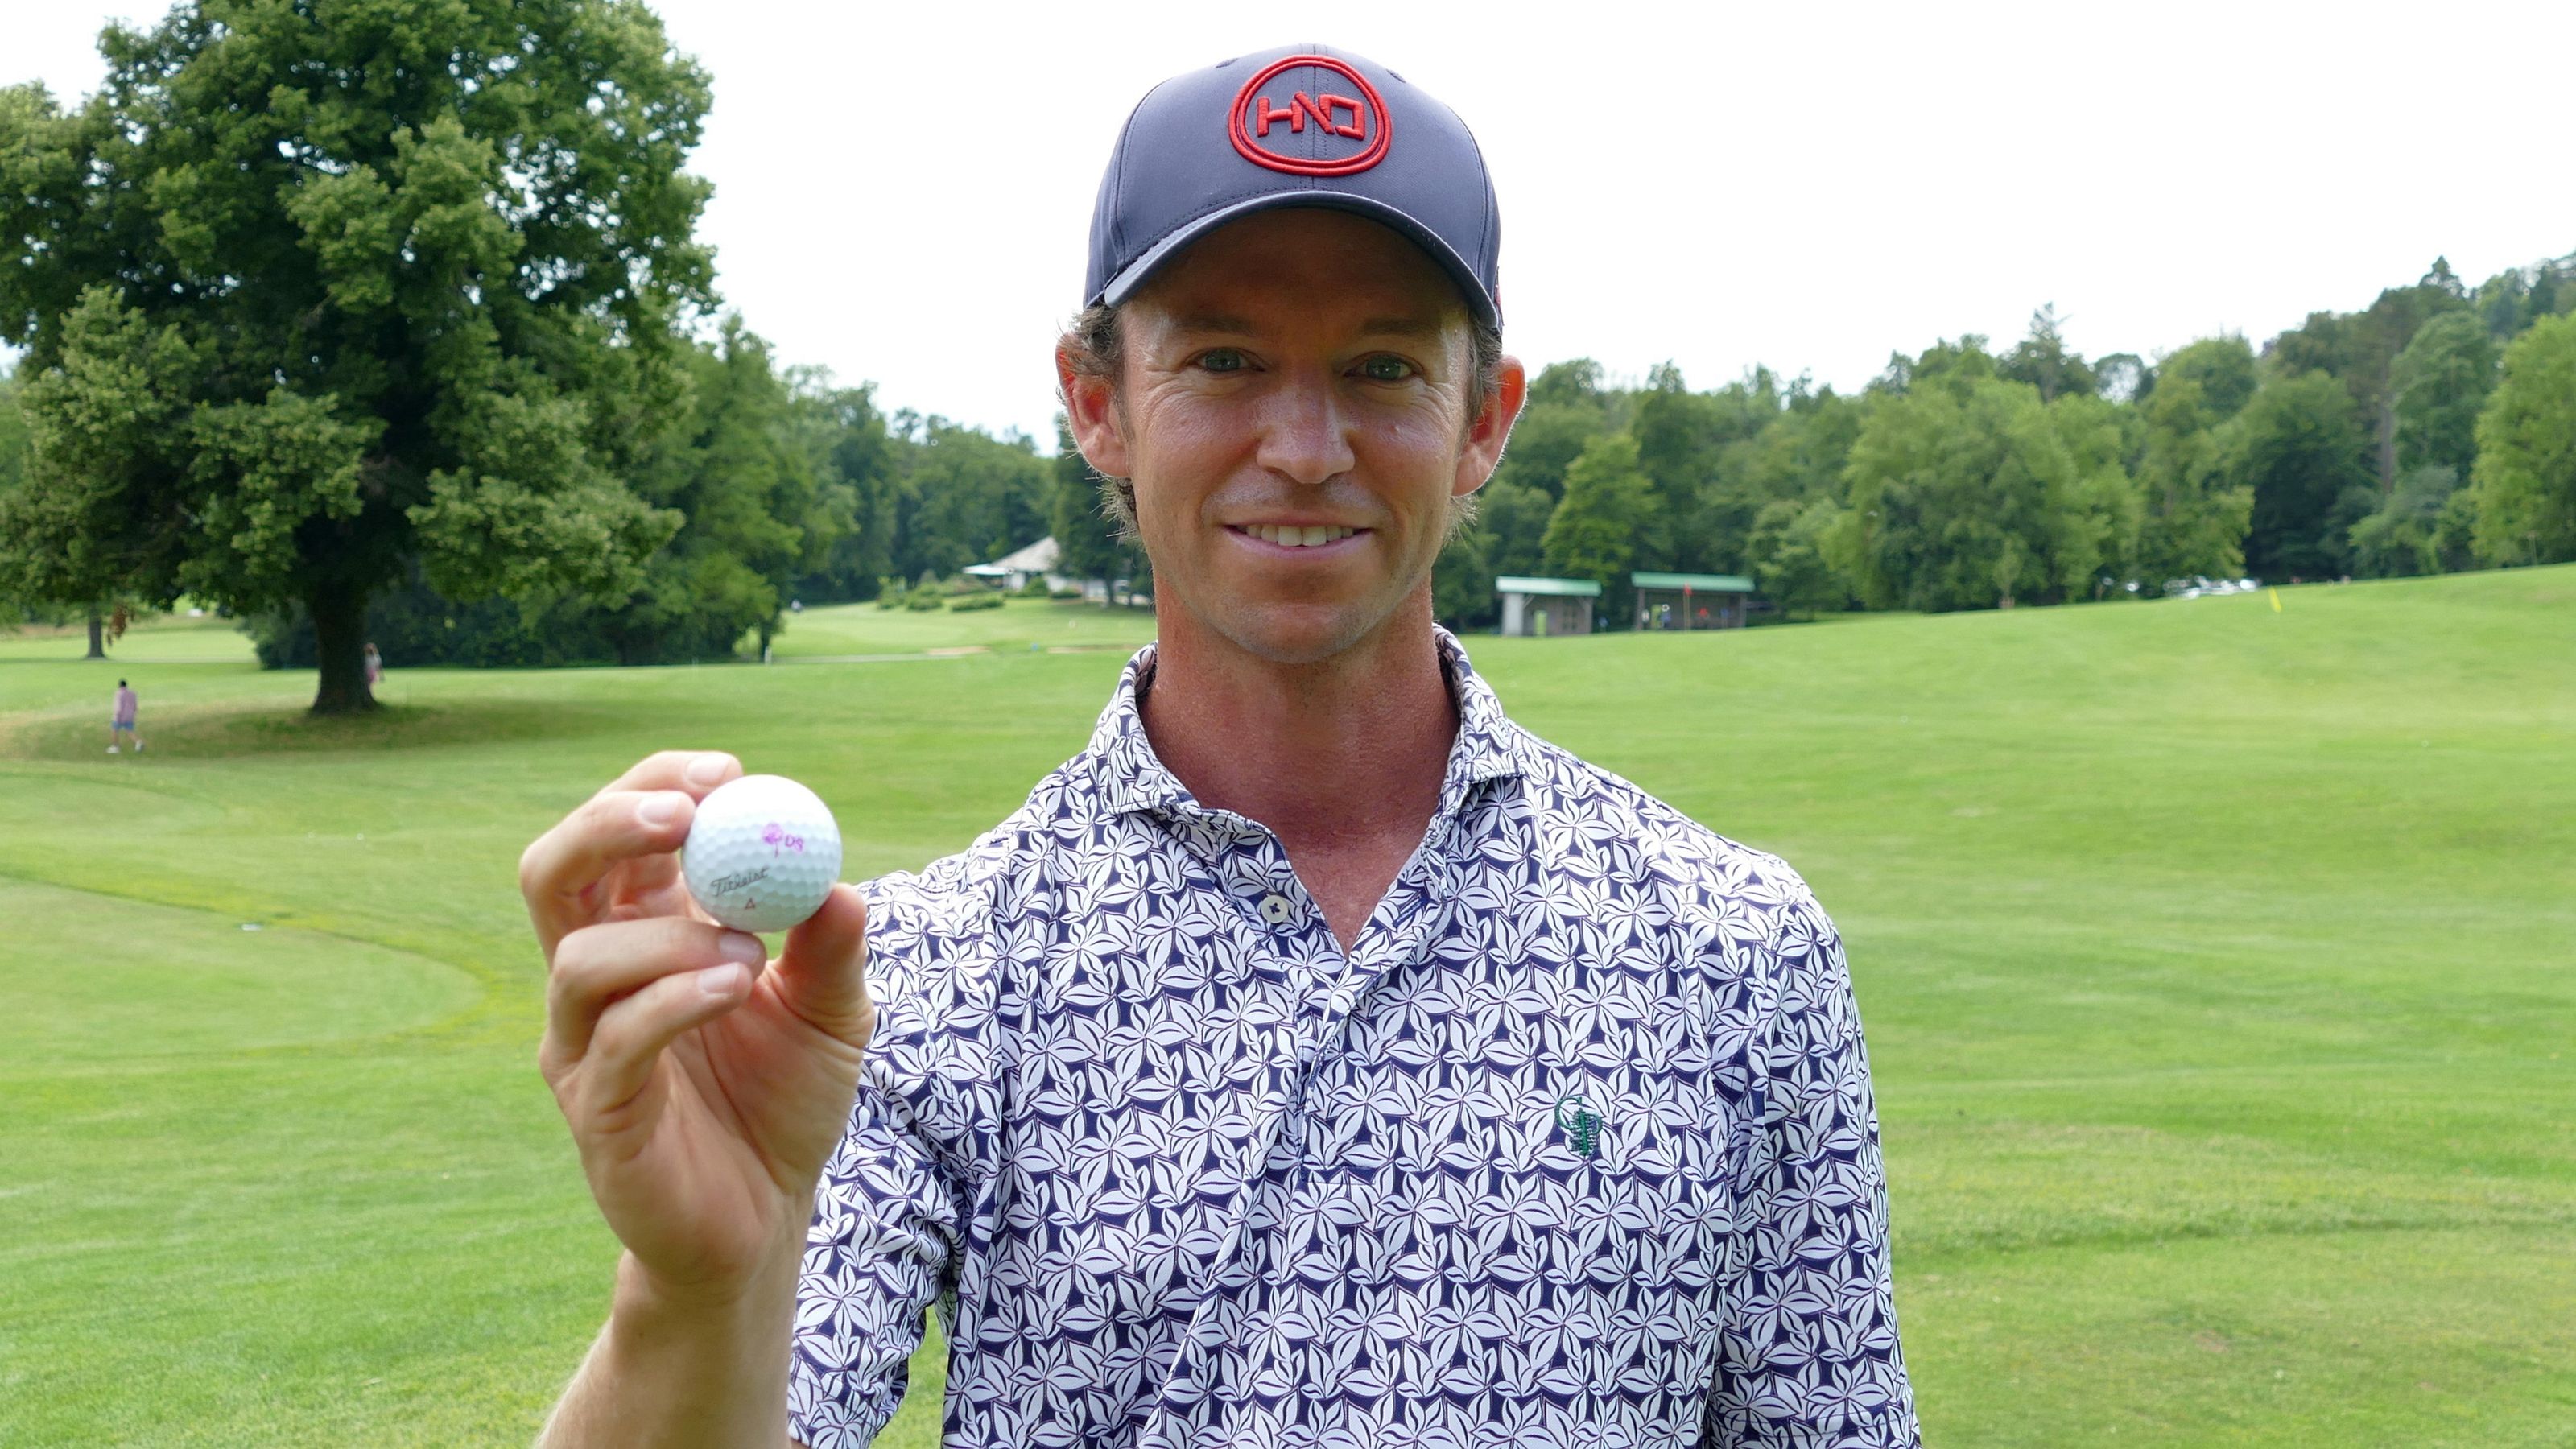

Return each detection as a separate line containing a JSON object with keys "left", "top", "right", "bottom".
{"left": 1062, "top": 209, "right": 1523, "bottom": 665}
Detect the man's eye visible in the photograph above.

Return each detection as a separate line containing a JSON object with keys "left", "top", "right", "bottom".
{"left": 1198, "top": 349, "right": 1246, "bottom": 374}
{"left": 1359, "top": 355, "right": 1416, "bottom": 382}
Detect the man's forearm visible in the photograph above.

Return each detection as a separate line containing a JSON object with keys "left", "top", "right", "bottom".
{"left": 537, "top": 1249, "right": 802, "bottom": 1449}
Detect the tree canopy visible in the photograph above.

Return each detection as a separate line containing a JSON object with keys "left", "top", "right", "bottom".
{"left": 0, "top": 0, "right": 717, "bottom": 708}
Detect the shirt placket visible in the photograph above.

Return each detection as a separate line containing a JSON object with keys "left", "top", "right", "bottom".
{"left": 1122, "top": 813, "right": 1326, "bottom": 1435}
{"left": 1139, "top": 805, "right": 1472, "bottom": 1445}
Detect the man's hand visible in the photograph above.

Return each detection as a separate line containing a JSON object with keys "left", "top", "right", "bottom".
{"left": 522, "top": 749, "right": 872, "bottom": 1383}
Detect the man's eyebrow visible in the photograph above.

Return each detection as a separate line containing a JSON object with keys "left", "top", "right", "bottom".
{"left": 1356, "top": 316, "right": 1447, "bottom": 339}
{"left": 1170, "top": 312, "right": 1258, "bottom": 335}
{"left": 1164, "top": 313, "right": 1450, "bottom": 339}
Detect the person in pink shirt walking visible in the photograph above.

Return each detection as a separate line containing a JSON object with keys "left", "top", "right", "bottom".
{"left": 108, "top": 679, "right": 142, "bottom": 754}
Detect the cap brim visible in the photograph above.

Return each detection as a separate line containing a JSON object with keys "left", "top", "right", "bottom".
{"left": 1094, "top": 192, "right": 1499, "bottom": 328}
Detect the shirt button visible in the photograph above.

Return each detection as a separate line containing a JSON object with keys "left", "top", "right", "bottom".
{"left": 1257, "top": 893, "right": 1294, "bottom": 927}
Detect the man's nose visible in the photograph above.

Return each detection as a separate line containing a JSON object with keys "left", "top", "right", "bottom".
{"left": 1253, "top": 371, "right": 1356, "bottom": 488}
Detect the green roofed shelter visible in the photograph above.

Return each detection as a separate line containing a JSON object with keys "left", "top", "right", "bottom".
{"left": 1494, "top": 576, "right": 1601, "bottom": 638}
{"left": 1632, "top": 571, "right": 1756, "bottom": 630}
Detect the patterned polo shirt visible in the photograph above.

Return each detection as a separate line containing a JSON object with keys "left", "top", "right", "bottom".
{"left": 791, "top": 630, "right": 1918, "bottom": 1448}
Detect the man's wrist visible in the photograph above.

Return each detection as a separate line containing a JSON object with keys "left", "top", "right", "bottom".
{"left": 610, "top": 1236, "right": 803, "bottom": 1328}
{"left": 543, "top": 1248, "right": 803, "bottom": 1449}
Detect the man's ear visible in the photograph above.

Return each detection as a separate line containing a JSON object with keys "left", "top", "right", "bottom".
{"left": 1454, "top": 353, "right": 1529, "bottom": 500}
{"left": 1057, "top": 340, "right": 1133, "bottom": 481}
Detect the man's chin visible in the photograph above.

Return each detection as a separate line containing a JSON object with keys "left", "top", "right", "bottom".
{"left": 1194, "top": 597, "right": 1405, "bottom": 667}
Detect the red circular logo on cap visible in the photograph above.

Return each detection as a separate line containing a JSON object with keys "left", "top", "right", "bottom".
{"left": 1228, "top": 56, "right": 1390, "bottom": 177}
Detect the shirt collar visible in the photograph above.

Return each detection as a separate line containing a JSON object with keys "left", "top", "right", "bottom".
{"left": 1080, "top": 625, "right": 1542, "bottom": 824}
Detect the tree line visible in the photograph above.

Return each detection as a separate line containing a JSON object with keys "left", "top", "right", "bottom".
{"left": 2, "top": 2, "right": 2570, "bottom": 715}
{"left": 1430, "top": 259, "right": 2576, "bottom": 630}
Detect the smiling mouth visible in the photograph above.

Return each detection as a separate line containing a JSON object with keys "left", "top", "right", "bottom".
{"left": 1229, "top": 524, "right": 1365, "bottom": 549}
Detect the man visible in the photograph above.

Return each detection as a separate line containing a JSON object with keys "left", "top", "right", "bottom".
{"left": 109, "top": 679, "right": 141, "bottom": 753}
{"left": 523, "top": 45, "right": 1916, "bottom": 1449}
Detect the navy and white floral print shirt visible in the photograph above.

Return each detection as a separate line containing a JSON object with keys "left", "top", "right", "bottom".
{"left": 791, "top": 631, "right": 1917, "bottom": 1449}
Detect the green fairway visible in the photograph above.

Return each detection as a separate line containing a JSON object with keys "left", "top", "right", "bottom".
{"left": 2, "top": 575, "right": 2570, "bottom": 1446}
{"left": 765, "top": 593, "right": 1158, "bottom": 658}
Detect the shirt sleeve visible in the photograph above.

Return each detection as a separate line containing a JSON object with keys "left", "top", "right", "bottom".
{"left": 1707, "top": 873, "right": 1920, "bottom": 1448}
{"left": 786, "top": 877, "right": 983, "bottom": 1449}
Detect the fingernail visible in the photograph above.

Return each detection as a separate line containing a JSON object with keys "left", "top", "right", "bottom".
{"left": 716, "top": 931, "right": 766, "bottom": 966}
{"left": 699, "top": 963, "right": 749, "bottom": 997}
{"left": 684, "top": 754, "right": 733, "bottom": 789}
{"left": 638, "top": 793, "right": 683, "bottom": 827}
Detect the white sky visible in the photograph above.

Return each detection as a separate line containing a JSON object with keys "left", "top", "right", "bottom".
{"left": 10, "top": 0, "right": 2573, "bottom": 445}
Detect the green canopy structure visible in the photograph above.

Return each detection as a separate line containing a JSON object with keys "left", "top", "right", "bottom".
{"left": 1494, "top": 576, "right": 1600, "bottom": 637}
{"left": 1632, "top": 572, "right": 1755, "bottom": 630}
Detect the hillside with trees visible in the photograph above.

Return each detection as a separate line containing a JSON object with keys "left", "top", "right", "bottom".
{"left": 1432, "top": 258, "right": 2576, "bottom": 630}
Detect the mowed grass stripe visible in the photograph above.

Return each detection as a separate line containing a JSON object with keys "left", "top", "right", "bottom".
{"left": 1, "top": 576, "right": 2568, "bottom": 1446}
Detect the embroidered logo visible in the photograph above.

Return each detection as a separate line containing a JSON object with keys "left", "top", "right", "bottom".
{"left": 1228, "top": 55, "right": 1390, "bottom": 177}
{"left": 1554, "top": 1092, "right": 1603, "bottom": 1159}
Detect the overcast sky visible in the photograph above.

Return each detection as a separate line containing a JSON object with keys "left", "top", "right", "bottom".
{"left": 12, "top": 1, "right": 2573, "bottom": 445}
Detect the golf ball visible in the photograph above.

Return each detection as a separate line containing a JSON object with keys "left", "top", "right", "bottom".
{"left": 682, "top": 774, "right": 844, "bottom": 933}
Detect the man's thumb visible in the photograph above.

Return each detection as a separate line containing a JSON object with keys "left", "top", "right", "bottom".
{"left": 772, "top": 883, "right": 872, "bottom": 1045}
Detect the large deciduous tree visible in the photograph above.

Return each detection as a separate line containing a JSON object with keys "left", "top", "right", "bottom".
{"left": 786, "top": 375, "right": 898, "bottom": 603}
{"left": 2157, "top": 336, "right": 2259, "bottom": 421}
{"left": 0, "top": 0, "right": 717, "bottom": 711}
{"left": 1472, "top": 476, "right": 1554, "bottom": 580}
{"left": 889, "top": 418, "right": 1051, "bottom": 584}
{"left": 2132, "top": 374, "right": 2253, "bottom": 585}
{"left": 1627, "top": 362, "right": 1721, "bottom": 573}
{"left": 2391, "top": 310, "right": 2499, "bottom": 479}
{"left": 2264, "top": 263, "right": 2467, "bottom": 494}
{"left": 609, "top": 320, "right": 835, "bottom": 664}
{"left": 2230, "top": 372, "right": 2373, "bottom": 581}
{"left": 2467, "top": 312, "right": 2576, "bottom": 566}
{"left": 1836, "top": 374, "right": 2132, "bottom": 613}
{"left": 1541, "top": 433, "right": 1657, "bottom": 621}
{"left": 1747, "top": 497, "right": 1852, "bottom": 620}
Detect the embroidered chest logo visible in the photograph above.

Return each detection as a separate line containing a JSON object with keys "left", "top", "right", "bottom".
{"left": 1228, "top": 55, "right": 1391, "bottom": 177}
{"left": 1554, "top": 1092, "right": 1603, "bottom": 1159}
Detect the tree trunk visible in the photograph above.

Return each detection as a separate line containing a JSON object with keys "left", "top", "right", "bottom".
{"left": 85, "top": 610, "right": 105, "bottom": 659}
{"left": 308, "top": 578, "right": 378, "bottom": 715}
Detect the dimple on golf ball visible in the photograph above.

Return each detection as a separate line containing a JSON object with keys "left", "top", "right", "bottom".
{"left": 682, "top": 774, "right": 843, "bottom": 933}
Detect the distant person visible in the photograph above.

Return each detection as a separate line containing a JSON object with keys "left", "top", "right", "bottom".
{"left": 519, "top": 45, "right": 1915, "bottom": 1449}
{"left": 364, "top": 642, "right": 384, "bottom": 690}
{"left": 109, "top": 679, "right": 141, "bottom": 754}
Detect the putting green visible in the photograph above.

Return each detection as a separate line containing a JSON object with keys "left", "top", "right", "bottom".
{"left": 0, "top": 878, "right": 477, "bottom": 1064}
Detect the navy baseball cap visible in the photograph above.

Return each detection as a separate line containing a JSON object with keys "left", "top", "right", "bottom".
{"left": 1084, "top": 44, "right": 1502, "bottom": 326}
